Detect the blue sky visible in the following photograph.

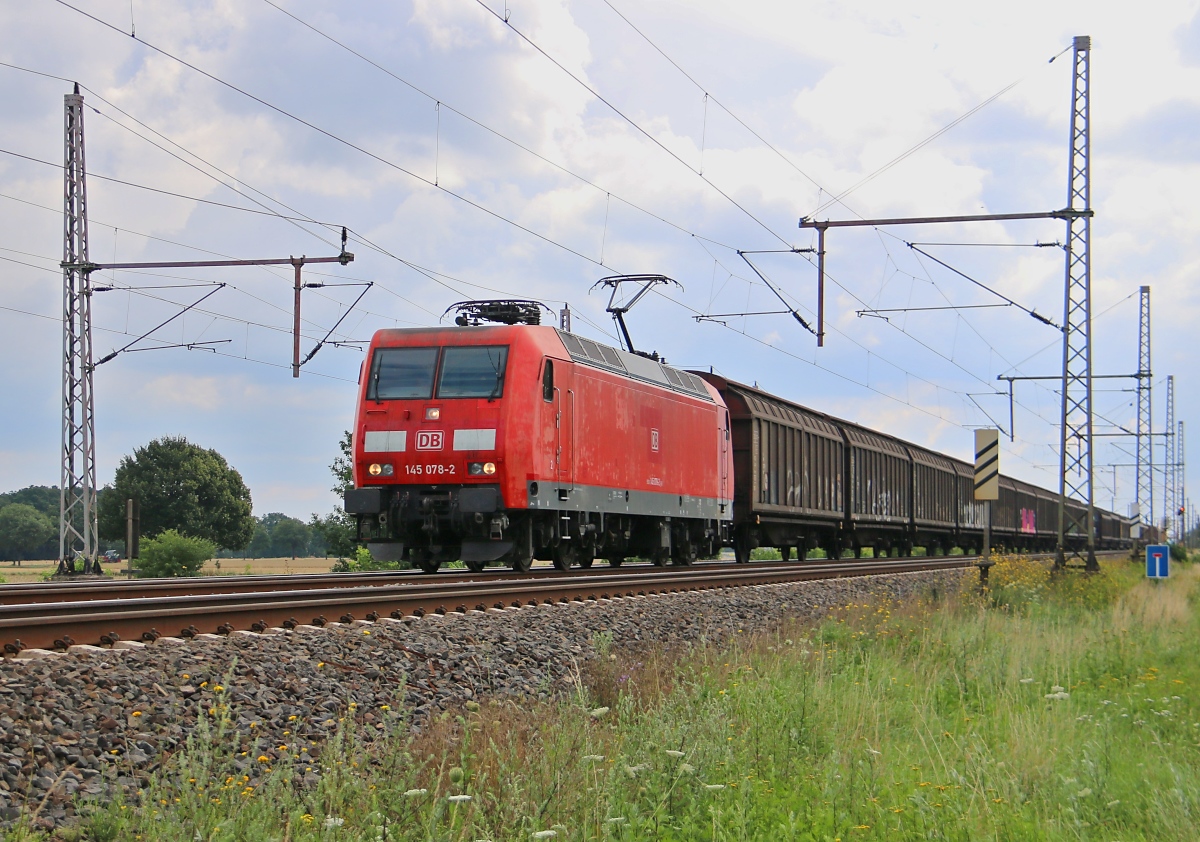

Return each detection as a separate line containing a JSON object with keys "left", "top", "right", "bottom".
{"left": 1, "top": 0, "right": 1196, "bottom": 527}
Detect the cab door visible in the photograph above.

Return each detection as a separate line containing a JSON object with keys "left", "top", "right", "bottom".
{"left": 541, "top": 358, "right": 573, "bottom": 489}
{"left": 555, "top": 363, "right": 575, "bottom": 491}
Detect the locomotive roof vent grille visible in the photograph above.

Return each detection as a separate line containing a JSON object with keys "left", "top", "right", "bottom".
{"left": 555, "top": 329, "right": 712, "bottom": 402}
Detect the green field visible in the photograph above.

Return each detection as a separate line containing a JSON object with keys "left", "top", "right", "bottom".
{"left": 14, "top": 555, "right": 1200, "bottom": 841}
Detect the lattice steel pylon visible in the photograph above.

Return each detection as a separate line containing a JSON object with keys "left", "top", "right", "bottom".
{"left": 1179, "top": 420, "right": 1187, "bottom": 541}
{"left": 1055, "top": 36, "right": 1099, "bottom": 571}
{"left": 1135, "top": 286, "right": 1153, "bottom": 528}
{"left": 1164, "top": 375, "right": 1175, "bottom": 539}
{"left": 59, "top": 84, "right": 99, "bottom": 575}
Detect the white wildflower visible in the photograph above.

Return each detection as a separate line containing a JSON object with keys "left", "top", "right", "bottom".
{"left": 532, "top": 831, "right": 557, "bottom": 839}
{"left": 1051, "top": 685, "right": 1066, "bottom": 693}
{"left": 403, "top": 788, "right": 428, "bottom": 797}
{"left": 704, "top": 784, "right": 726, "bottom": 791}
{"left": 1019, "top": 678, "right": 1035, "bottom": 684}
{"left": 447, "top": 794, "right": 473, "bottom": 803}
{"left": 605, "top": 817, "right": 627, "bottom": 824}
{"left": 665, "top": 750, "right": 685, "bottom": 758}
{"left": 1045, "top": 691, "right": 1070, "bottom": 700}
{"left": 324, "top": 817, "right": 345, "bottom": 828}
{"left": 582, "top": 754, "right": 605, "bottom": 763}
{"left": 679, "top": 763, "right": 696, "bottom": 775}
{"left": 589, "top": 706, "right": 610, "bottom": 719}
{"left": 1076, "top": 788, "right": 1092, "bottom": 798}
{"left": 1107, "top": 800, "right": 1120, "bottom": 808}
{"left": 866, "top": 748, "right": 881, "bottom": 756}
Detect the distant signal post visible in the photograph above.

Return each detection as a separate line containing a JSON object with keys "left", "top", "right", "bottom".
{"left": 974, "top": 429, "right": 1000, "bottom": 576}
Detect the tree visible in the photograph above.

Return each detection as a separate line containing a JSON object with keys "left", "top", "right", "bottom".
{"left": 331, "top": 430, "right": 353, "bottom": 496}
{"left": 270, "top": 518, "right": 311, "bottom": 557}
{"left": 0, "top": 504, "right": 56, "bottom": 561}
{"left": 312, "top": 431, "right": 357, "bottom": 559}
{"left": 98, "top": 437, "right": 255, "bottom": 550}
{"left": 246, "top": 524, "right": 273, "bottom": 558}
{"left": 136, "top": 529, "right": 215, "bottom": 578}
{"left": 0, "top": 486, "right": 58, "bottom": 520}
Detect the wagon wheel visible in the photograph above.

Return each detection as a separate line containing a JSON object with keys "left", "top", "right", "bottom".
{"left": 733, "top": 534, "right": 751, "bottom": 564}
{"left": 606, "top": 557, "right": 624, "bottom": 568}
{"left": 577, "top": 554, "right": 594, "bottom": 569}
{"left": 651, "top": 548, "right": 670, "bottom": 567}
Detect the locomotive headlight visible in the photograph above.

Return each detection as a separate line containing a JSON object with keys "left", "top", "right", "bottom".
{"left": 368, "top": 463, "right": 394, "bottom": 477}
{"left": 468, "top": 461, "right": 497, "bottom": 476}
{"left": 483, "top": 462, "right": 497, "bottom": 475}
{"left": 425, "top": 407, "right": 441, "bottom": 420}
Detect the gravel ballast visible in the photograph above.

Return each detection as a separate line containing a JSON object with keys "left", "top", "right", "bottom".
{"left": 0, "top": 568, "right": 966, "bottom": 830}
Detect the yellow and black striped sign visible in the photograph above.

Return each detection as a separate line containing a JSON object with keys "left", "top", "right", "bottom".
{"left": 974, "top": 429, "right": 1000, "bottom": 500}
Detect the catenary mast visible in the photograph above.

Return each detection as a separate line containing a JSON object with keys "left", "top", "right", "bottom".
{"left": 59, "top": 84, "right": 99, "bottom": 575}
{"left": 1055, "top": 36, "right": 1098, "bottom": 571}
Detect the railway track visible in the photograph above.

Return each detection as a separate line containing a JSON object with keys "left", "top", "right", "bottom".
{"left": 0, "top": 556, "right": 973, "bottom": 606}
{"left": 0, "top": 556, "right": 978, "bottom": 653}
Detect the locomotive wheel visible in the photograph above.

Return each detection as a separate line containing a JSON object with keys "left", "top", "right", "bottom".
{"left": 577, "top": 554, "right": 594, "bottom": 569}
{"left": 551, "top": 543, "right": 575, "bottom": 571}
{"left": 413, "top": 550, "right": 440, "bottom": 574}
{"left": 672, "top": 539, "right": 697, "bottom": 566}
{"left": 463, "top": 558, "right": 486, "bottom": 573}
{"left": 509, "top": 551, "right": 533, "bottom": 573}
{"left": 606, "top": 557, "right": 624, "bottom": 568}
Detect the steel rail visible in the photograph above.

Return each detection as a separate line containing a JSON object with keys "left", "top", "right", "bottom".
{"left": 0, "top": 559, "right": 791, "bottom": 605}
{"left": 0, "top": 557, "right": 972, "bottom": 652}
{"left": 0, "top": 549, "right": 1126, "bottom": 605}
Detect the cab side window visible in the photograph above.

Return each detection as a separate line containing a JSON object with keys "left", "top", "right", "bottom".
{"left": 542, "top": 359, "right": 555, "bottom": 402}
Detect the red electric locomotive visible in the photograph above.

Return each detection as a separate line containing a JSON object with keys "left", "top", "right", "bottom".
{"left": 344, "top": 305, "right": 733, "bottom": 572}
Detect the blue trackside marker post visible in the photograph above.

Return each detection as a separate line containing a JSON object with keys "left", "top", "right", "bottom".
{"left": 1146, "top": 544, "right": 1169, "bottom": 579}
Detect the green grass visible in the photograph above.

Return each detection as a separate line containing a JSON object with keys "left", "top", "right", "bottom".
{"left": 12, "top": 556, "right": 1200, "bottom": 840}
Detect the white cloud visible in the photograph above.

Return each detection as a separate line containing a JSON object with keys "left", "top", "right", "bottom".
{"left": 0, "top": 0, "right": 1193, "bottom": 519}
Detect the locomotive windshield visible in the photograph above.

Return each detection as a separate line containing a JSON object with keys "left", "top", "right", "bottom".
{"left": 368, "top": 347, "right": 438, "bottom": 399}
{"left": 366, "top": 345, "right": 508, "bottom": 400}
{"left": 437, "top": 346, "right": 508, "bottom": 398}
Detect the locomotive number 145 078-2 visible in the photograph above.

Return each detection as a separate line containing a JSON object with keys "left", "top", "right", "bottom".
{"left": 404, "top": 464, "right": 456, "bottom": 476}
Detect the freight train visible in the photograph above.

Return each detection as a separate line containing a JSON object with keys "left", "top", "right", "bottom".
{"left": 344, "top": 307, "right": 1133, "bottom": 572}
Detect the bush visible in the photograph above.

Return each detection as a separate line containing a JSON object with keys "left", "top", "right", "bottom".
{"left": 1169, "top": 542, "right": 1189, "bottom": 562}
{"left": 332, "top": 545, "right": 411, "bottom": 572}
{"left": 136, "top": 530, "right": 215, "bottom": 578}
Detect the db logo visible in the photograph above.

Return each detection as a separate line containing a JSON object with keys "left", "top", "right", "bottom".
{"left": 415, "top": 430, "right": 444, "bottom": 451}
{"left": 650, "top": 428, "right": 660, "bottom": 452}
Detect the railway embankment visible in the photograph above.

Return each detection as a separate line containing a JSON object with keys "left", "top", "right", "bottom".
{"left": 0, "top": 567, "right": 963, "bottom": 834}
